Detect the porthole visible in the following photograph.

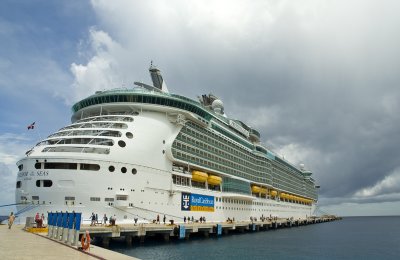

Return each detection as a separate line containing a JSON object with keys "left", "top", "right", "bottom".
{"left": 162, "top": 150, "right": 165, "bottom": 154}
{"left": 121, "top": 167, "right": 127, "bottom": 173}
{"left": 34, "top": 162, "right": 41, "bottom": 169}
{"left": 132, "top": 168, "right": 137, "bottom": 175}
{"left": 109, "top": 166, "right": 115, "bottom": 172}
{"left": 126, "top": 132, "right": 133, "bottom": 139}
{"left": 118, "top": 140, "right": 126, "bottom": 147}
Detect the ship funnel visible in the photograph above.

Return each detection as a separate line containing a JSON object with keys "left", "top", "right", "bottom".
{"left": 149, "top": 62, "right": 169, "bottom": 93}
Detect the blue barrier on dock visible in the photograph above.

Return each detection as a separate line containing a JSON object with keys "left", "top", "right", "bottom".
{"left": 217, "top": 224, "right": 222, "bottom": 235}
{"left": 75, "top": 213, "right": 81, "bottom": 231}
{"left": 57, "top": 213, "right": 62, "bottom": 227}
{"left": 179, "top": 225, "right": 185, "bottom": 239}
{"left": 68, "top": 213, "right": 74, "bottom": 229}
{"left": 62, "top": 213, "right": 68, "bottom": 228}
{"left": 48, "top": 212, "right": 81, "bottom": 231}
{"left": 252, "top": 223, "right": 256, "bottom": 231}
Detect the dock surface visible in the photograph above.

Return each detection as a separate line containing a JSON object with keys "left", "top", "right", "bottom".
{"left": 0, "top": 224, "right": 137, "bottom": 260}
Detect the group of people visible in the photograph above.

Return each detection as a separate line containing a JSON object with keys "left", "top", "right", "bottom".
{"left": 35, "top": 212, "right": 45, "bottom": 228}
{"left": 183, "top": 216, "right": 206, "bottom": 223}
{"left": 226, "top": 217, "right": 235, "bottom": 223}
{"left": 250, "top": 215, "right": 278, "bottom": 223}
{"left": 155, "top": 214, "right": 167, "bottom": 224}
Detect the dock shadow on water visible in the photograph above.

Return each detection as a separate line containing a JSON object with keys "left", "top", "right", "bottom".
{"left": 94, "top": 216, "right": 400, "bottom": 260}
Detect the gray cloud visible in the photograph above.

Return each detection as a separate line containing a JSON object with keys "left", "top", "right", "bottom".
{"left": 68, "top": 0, "right": 400, "bottom": 212}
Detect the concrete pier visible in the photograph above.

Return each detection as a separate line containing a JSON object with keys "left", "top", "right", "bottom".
{"left": 0, "top": 224, "right": 137, "bottom": 260}
{"left": 79, "top": 216, "right": 339, "bottom": 247}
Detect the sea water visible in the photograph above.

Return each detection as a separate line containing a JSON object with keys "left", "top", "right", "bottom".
{"left": 105, "top": 216, "right": 400, "bottom": 259}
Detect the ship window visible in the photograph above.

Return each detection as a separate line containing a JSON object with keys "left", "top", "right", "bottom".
{"left": 80, "top": 163, "right": 100, "bottom": 171}
{"left": 18, "top": 164, "right": 23, "bottom": 171}
{"left": 32, "top": 196, "right": 39, "bottom": 200}
{"left": 116, "top": 195, "right": 127, "bottom": 201}
{"left": 43, "top": 180, "right": 52, "bottom": 187}
{"left": 109, "top": 166, "right": 115, "bottom": 172}
{"left": 90, "top": 197, "right": 101, "bottom": 201}
{"left": 118, "top": 140, "right": 126, "bottom": 147}
{"left": 16, "top": 181, "right": 21, "bottom": 188}
{"left": 126, "top": 132, "right": 133, "bottom": 139}
{"left": 35, "top": 162, "right": 41, "bottom": 169}
{"left": 105, "top": 198, "right": 114, "bottom": 202}
{"left": 65, "top": 196, "right": 75, "bottom": 201}
{"left": 132, "top": 168, "right": 137, "bottom": 175}
{"left": 44, "top": 162, "right": 77, "bottom": 170}
{"left": 121, "top": 167, "right": 127, "bottom": 173}
{"left": 36, "top": 180, "right": 40, "bottom": 187}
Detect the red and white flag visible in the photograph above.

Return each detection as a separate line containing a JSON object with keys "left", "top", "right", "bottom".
{"left": 27, "top": 122, "right": 35, "bottom": 130}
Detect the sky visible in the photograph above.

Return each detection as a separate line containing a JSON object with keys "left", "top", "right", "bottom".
{"left": 1, "top": 0, "right": 400, "bottom": 217}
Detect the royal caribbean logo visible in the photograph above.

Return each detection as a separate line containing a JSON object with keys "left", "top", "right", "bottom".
{"left": 181, "top": 192, "right": 214, "bottom": 212}
{"left": 181, "top": 192, "right": 191, "bottom": 211}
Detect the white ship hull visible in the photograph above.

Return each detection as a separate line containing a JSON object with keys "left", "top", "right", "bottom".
{"left": 15, "top": 66, "right": 318, "bottom": 224}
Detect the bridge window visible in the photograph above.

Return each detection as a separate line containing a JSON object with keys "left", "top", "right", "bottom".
{"left": 80, "top": 164, "right": 100, "bottom": 171}
{"left": 44, "top": 162, "right": 77, "bottom": 170}
{"left": 16, "top": 181, "right": 21, "bottom": 188}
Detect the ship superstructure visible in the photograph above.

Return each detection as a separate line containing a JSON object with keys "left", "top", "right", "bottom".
{"left": 15, "top": 65, "right": 318, "bottom": 223}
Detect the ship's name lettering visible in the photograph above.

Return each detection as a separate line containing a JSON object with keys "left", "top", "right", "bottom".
{"left": 191, "top": 196, "right": 214, "bottom": 206}
{"left": 18, "top": 172, "right": 28, "bottom": 177}
{"left": 37, "top": 170, "right": 49, "bottom": 176}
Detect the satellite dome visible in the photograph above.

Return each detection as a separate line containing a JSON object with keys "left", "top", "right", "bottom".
{"left": 211, "top": 99, "right": 224, "bottom": 114}
{"left": 299, "top": 163, "right": 305, "bottom": 170}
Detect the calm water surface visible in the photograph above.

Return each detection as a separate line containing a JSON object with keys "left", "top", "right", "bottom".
{"left": 105, "top": 216, "right": 400, "bottom": 260}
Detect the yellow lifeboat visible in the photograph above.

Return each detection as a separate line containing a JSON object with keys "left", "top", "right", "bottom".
{"left": 207, "top": 175, "right": 222, "bottom": 185}
{"left": 251, "top": 185, "right": 262, "bottom": 193}
{"left": 192, "top": 171, "right": 208, "bottom": 182}
{"left": 280, "top": 193, "right": 287, "bottom": 199}
{"left": 260, "top": 188, "right": 268, "bottom": 194}
{"left": 270, "top": 190, "right": 277, "bottom": 197}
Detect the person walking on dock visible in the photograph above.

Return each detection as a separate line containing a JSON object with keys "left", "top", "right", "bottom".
{"left": 157, "top": 214, "right": 160, "bottom": 224}
{"left": 8, "top": 212, "right": 15, "bottom": 229}
{"left": 103, "top": 214, "right": 108, "bottom": 225}
{"left": 163, "top": 215, "right": 166, "bottom": 224}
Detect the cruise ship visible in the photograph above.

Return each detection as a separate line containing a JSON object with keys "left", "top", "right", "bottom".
{"left": 15, "top": 65, "right": 318, "bottom": 224}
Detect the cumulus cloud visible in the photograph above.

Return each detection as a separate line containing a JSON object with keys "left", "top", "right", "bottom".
{"left": 354, "top": 168, "right": 400, "bottom": 197}
{"left": 70, "top": 28, "right": 127, "bottom": 101}
{"left": 67, "top": 0, "right": 400, "bottom": 213}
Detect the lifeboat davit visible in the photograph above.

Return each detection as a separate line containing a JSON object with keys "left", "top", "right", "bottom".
{"left": 192, "top": 171, "right": 208, "bottom": 182}
{"left": 207, "top": 175, "right": 222, "bottom": 185}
